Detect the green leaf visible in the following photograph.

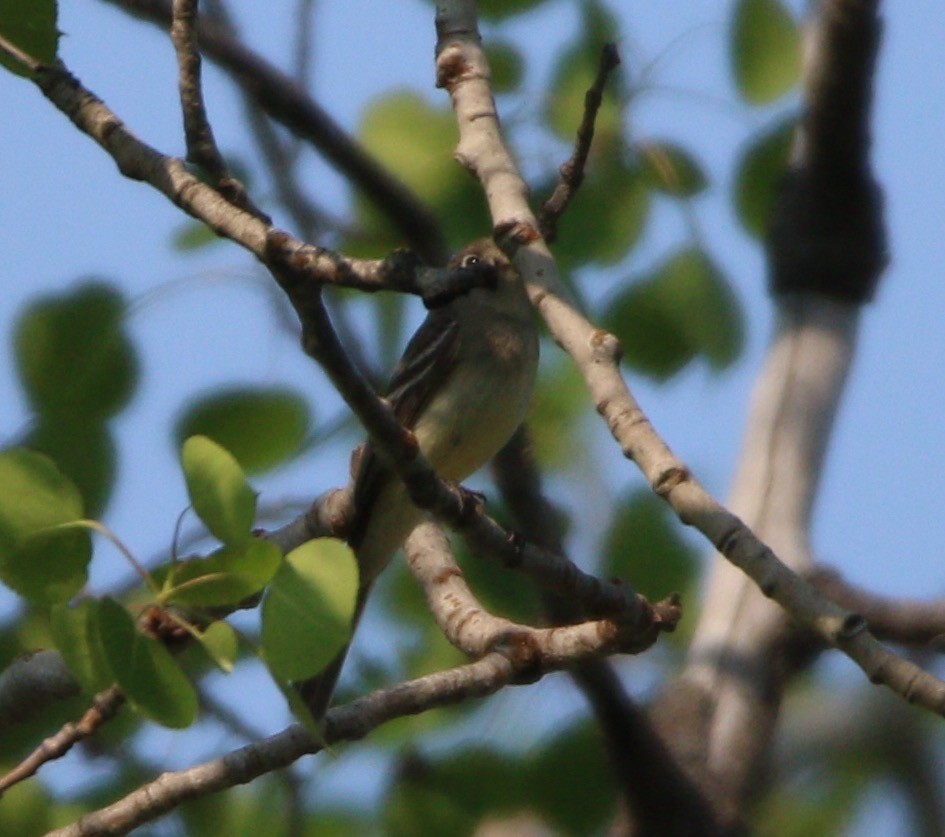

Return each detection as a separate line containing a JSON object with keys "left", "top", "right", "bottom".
{"left": 193, "top": 621, "right": 239, "bottom": 673}
{"left": 96, "top": 597, "right": 198, "bottom": 728}
{"left": 603, "top": 248, "right": 744, "bottom": 380}
{"left": 174, "top": 387, "right": 312, "bottom": 475}
{"left": 180, "top": 436, "right": 257, "bottom": 545}
{"left": 0, "top": 0, "right": 59, "bottom": 77}
{"left": 640, "top": 141, "right": 708, "bottom": 197}
{"left": 601, "top": 490, "right": 697, "bottom": 596}
{"left": 26, "top": 419, "right": 116, "bottom": 518}
{"left": 734, "top": 118, "right": 795, "bottom": 238}
{"left": 164, "top": 539, "right": 282, "bottom": 607}
{"left": 50, "top": 599, "right": 113, "bottom": 694}
{"left": 14, "top": 282, "right": 138, "bottom": 422}
{"left": 523, "top": 721, "right": 617, "bottom": 833}
{"left": 262, "top": 539, "right": 359, "bottom": 681}
{"left": 527, "top": 358, "right": 589, "bottom": 470}
{"left": 485, "top": 41, "right": 524, "bottom": 94}
{"left": 0, "top": 448, "right": 90, "bottom": 604}
{"left": 172, "top": 220, "right": 221, "bottom": 252}
{"left": 544, "top": 2, "right": 624, "bottom": 141}
{"left": 731, "top": 0, "right": 802, "bottom": 104}
{"left": 550, "top": 152, "right": 650, "bottom": 269}
{"left": 357, "top": 92, "right": 490, "bottom": 248}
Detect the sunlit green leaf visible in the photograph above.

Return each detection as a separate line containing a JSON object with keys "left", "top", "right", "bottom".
{"left": 731, "top": 0, "right": 802, "bottom": 104}
{"left": 97, "top": 597, "right": 198, "bottom": 728}
{"left": 523, "top": 721, "right": 616, "bottom": 833}
{"left": 734, "top": 118, "right": 795, "bottom": 237}
{"left": 0, "top": 448, "right": 90, "bottom": 604}
{"left": 50, "top": 599, "right": 112, "bottom": 694}
{"left": 164, "top": 539, "right": 282, "bottom": 607}
{"left": 194, "top": 621, "right": 239, "bottom": 673}
{"left": 601, "top": 490, "right": 697, "bottom": 596}
{"left": 357, "top": 92, "right": 489, "bottom": 247}
{"left": 0, "top": 0, "right": 59, "bottom": 77}
{"left": 180, "top": 436, "right": 257, "bottom": 545}
{"left": 640, "top": 141, "right": 708, "bottom": 197}
{"left": 174, "top": 387, "right": 311, "bottom": 475}
{"left": 172, "top": 220, "right": 221, "bottom": 252}
{"left": 14, "top": 282, "right": 138, "bottom": 421}
{"left": 262, "top": 539, "right": 359, "bottom": 681}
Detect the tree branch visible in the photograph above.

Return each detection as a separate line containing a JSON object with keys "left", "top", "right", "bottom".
{"left": 0, "top": 686, "right": 125, "bottom": 797}
{"left": 431, "top": 0, "right": 945, "bottom": 721}
{"left": 170, "top": 0, "right": 267, "bottom": 219}
{"left": 102, "top": 0, "right": 449, "bottom": 262}
{"left": 538, "top": 42, "right": 621, "bottom": 243}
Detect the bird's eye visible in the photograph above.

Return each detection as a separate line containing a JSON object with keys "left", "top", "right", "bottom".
{"left": 461, "top": 254, "right": 481, "bottom": 269}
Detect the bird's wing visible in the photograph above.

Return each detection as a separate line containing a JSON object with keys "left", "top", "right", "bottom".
{"left": 347, "top": 310, "right": 461, "bottom": 549}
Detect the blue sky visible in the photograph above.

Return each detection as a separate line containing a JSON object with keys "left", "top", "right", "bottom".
{"left": 1, "top": 1, "right": 944, "bottom": 831}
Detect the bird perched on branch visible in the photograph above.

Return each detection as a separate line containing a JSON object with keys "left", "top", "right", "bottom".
{"left": 300, "top": 237, "right": 540, "bottom": 718}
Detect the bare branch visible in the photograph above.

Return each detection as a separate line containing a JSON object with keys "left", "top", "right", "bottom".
{"left": 50, "top": 619, "right": 672, "bottom": 835}
{"left": 405, "top": 521, "right": 680, "bottom": 660}
{"left": 0, "top": 687, "right": 125, "bottom": 797}
{"left": 538, "top": 42, "right": 621, "bottom": 243}
{"left": 431, "top": 0, "right": 945, "bottom": 720}
{"left": 811, "top": 567, "right": 945, "bottom": 647}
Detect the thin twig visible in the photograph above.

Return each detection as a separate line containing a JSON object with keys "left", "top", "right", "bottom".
{"left": 0, "top": 686, "right": 125, "bottom": 797}
{"left": 170, "top": 0, "right": 263, "bottom": 216}
{"left": 538, "top": 42, "right": 621, "bottom": 243}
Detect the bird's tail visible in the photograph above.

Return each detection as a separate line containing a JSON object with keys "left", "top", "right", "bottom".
{"left": 296, "top": 580, "right": 374, "bottom": 720}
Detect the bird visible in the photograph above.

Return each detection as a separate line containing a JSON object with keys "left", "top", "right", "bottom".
{"left": 299, "top": 237, "right": 540, "bottom": 719}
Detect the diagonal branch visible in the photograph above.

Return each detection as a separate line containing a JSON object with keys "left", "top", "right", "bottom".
{"left": 0, "top": 686, "right": 125, "bottom": 797}
{"left": 431, "top": 0, "right": 945, "bottom": 720}
{"left": 102, "top": 0, "right": 448, "bottom": 262}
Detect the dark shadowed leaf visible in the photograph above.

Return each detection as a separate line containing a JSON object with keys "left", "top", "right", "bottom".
{"left": 0, "top": 0, "right": 59, "bottom": 77}
{"left": 97, "top": 597, "right": 198, "bottom": 728}
{"left": 731, "top": 0, "right": 801, "bottom": 104}
{"left": 734, "top": 117, "right": 795, "bottom": 237}
{"left": 175, "top": 387, "right": 311, "bottom": 475}
{"left": 14, "top": 283, "right": 137, "bottom": 422}
{"left": 0, "top": 448, "right": 90, "bottom": 604}
{"left": 180, "top": 436, "right": 257, "bottom": 545}
{"left": 603, "top": 248, "right": 743, "bottom": 380}
{"left": 485, "top": 41, "right": 525, "bottom": 93}
{"left": 602, "top": 489, "right": 698, "bottom": 596}
{"left": 262, "top": 539, "right": 358, "bottom": 681}
{"left": 26, "top": 419, "right": 116, "bottom": 518}
{"left": 50, "top": 599, "right": 113, "bottom": 694}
